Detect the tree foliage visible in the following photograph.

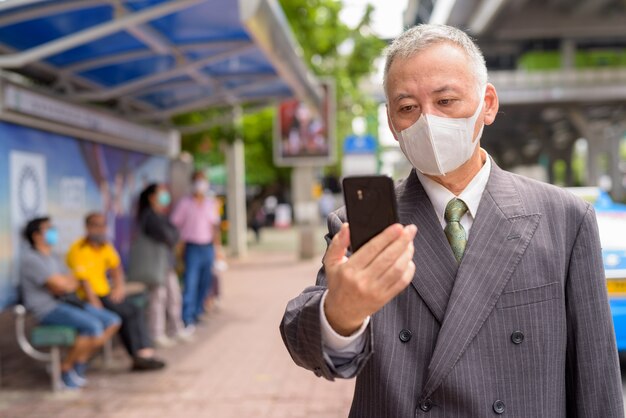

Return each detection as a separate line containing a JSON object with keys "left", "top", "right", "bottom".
{"left": 280, "top": 0, "right": 386, "bottom": 169}
{"left": 175, "top": 1, "right": 385, "bottom": 186}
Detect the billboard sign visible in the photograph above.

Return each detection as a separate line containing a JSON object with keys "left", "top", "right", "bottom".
{"left": 274, "top": 79, "right": 335, "bottom": 166}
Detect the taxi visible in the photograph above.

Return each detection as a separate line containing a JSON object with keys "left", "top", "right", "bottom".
{"left": 568, "top": 187, "right": 626, "bottom": 351}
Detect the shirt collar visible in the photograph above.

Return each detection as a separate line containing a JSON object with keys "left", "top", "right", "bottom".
{"left": 415, "top": 149, "right": 491, "bottom": 225}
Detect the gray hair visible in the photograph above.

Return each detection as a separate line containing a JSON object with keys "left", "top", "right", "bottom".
{"left": 383, "top": 24, "right": 488, "bottom": 96}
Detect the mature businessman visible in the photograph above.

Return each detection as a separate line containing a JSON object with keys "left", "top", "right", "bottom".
{"left": 280, "top": 24, "right": 623, "bottom": 417}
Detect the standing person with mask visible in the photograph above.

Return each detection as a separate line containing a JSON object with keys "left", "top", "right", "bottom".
{"left": 20, "top": 217, "right": 121, "bottom": 388}
{"left": 67, "top": 213, "right": 166, "bottom": 371}
{"left": 280, "top": 24, "right": 623, "bottom": 417}
{"left": 171, "top": 170, "right": 222, "bottom": 330}
{"left": 133, "top": 183, "right": 192, "bottom": 347}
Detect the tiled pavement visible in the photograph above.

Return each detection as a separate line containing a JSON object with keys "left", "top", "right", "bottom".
{"left": 5, "top": 226, "right": 626, "bottom": 417}
{"left": 0, "top": 226, "right": 355, "bottom": 418}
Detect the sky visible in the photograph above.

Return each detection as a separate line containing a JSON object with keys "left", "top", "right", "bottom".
{"left": 339, "top": 0, "right": 409, "bottom": 39}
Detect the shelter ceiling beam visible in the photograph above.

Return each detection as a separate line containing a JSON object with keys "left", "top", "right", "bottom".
{"left": 59, "top": 40, "right": 249, "bottom": 75}
{"left": 116, "top": 2, "right": 239, "bottom": 105}
{"left": 134, "top": 74, "right": 277, "bottom": 98}
{"left": 73, "top": 43, "right": 256, "bottom": 101}
{"left": 135, "top": 76, "right": 282, "bottom": 120}
{"left": 0, "top": 41, "right": 156, "bottom": 113}
{"left": 147, "top": 93, "right": 284, "bottom": 121}
{"left": 0, "top": 0, "right": 113, "bottom": 27}
{"left": 0, "top": 0, "right": 204, "bottom": 68}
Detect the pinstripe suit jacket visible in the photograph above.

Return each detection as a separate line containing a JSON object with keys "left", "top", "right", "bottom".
{"left": 280, "top": 162, "right": 624, "bottom": 417}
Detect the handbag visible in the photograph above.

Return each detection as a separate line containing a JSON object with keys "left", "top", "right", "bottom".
{"left": 127, "top": 231, "right": 169, "bottom": 286}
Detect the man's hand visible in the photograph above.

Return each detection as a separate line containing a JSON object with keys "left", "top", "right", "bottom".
{"left": 110, "top": 283, "right": 125, "bottom": 303}
{"left": 81, "top": 280, "right": 103, "bottom": 308}
{"left": 323, "top": 223, "right": 417, "bottom": 336}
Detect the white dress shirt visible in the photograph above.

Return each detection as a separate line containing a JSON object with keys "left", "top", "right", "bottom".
{"left": 320, "top": 150, "right": 492, "bottom": 362}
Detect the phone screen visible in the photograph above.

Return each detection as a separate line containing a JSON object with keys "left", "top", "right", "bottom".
{"left": 343, "top": 175, "right": 399, "bottom": 252}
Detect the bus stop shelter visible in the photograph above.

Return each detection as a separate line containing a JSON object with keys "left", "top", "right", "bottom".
{"left": 0, "top": 0, "right": 322, "bottom": 277}
{"left": 0, "top": 0, "right": 321, "bottom": 115}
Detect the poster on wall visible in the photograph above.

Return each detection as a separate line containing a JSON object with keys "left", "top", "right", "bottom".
{"left": 9, "top": 151, "right": 47, "bottom": 283}
{"left": 274, "top": 79, "right": 336, "bottom": 167}
{"left": 10, "top": 151, "right": 47, "bottom": 223}
{"left": 0, "top": 121, "right": 170, "bottom": 310}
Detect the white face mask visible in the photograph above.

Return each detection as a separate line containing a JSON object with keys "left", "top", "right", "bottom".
{"left": 395, "top": 88, "right": 486, "bottom": 176}
{"left": 193, "top": 179, "right": 209, "bottom": 195}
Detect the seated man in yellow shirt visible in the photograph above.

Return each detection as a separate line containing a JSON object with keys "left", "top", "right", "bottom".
{"left": 67, "top": 212, "right": 165, "bottom": 371}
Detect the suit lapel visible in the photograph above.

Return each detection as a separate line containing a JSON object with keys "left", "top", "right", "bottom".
{"left": 397, "top": 171, "right": 458, "bottom": 324}
{"left": 420, "top": 162, "right": 542, "bottom": 400}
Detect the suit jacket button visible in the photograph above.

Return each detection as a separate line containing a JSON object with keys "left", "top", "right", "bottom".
{"left": 511, "top": 330, "right": 524, "bottom": 344}
{"left": 399, "top": 329, "right": 412, "bottom": 343}
{"left": 493, "top": 400, "right": 505, "bottom": 414}
{"left": 419, "top": 398, "right": 433, "bottom": 412}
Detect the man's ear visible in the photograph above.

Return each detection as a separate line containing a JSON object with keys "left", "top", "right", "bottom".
{"left": 386, "top": 105, "right": 399, "bottom": 141}
{"left": 483, "top": 83, "right": 499, "bottom": 126}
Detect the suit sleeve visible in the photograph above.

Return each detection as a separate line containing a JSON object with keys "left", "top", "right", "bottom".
{"left": 565, "top": 205, "right": 624, "bottom": 417}
{"left": 279, "top": 211, "right": 374, "bottom": 381}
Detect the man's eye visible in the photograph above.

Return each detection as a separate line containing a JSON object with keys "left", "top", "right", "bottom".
{"left": 400, "top": 105, "right": 415, "bottom": 112}
{"left": 438, "top": 99, "right": 455, "bottom": 106}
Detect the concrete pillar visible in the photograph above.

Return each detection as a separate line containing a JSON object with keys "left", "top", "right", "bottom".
{"left": 291, "top": 166, "right": 318, "bottom": 259}
{"left": 569, "top": 108, "right": 602, "bottom": 186}
{"left": 587, "top": 138, "right": 602, "bottom": 187}
{"left": 565, "top": 148, "right": 575, "bottom": 187}
{"left": 545, "top": 150, "right": 556, "bottom": 185}
{"left": 561, "top": 39, "right": 576, "bottom": 70}
{"left": 226, "top": 106, "right": 247, "bottom": 258}
{"left": 607, "top": 126, "right": 625, "bottom": 201}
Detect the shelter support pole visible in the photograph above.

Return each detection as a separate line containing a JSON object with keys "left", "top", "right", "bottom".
{"left": 226, "top": 106, "right": 248, "bottom": 258}
{"left": 292, "top": 166, "right": 318, "bottom": 260}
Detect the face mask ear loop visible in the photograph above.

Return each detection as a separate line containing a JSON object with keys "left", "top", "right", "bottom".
{"left": 469, "top": 85, "right": 487, "bottom": 143}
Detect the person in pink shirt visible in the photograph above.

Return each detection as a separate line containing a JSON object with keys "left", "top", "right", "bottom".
{"left": 171, "top": 170, "right": 221, "bottom": 329}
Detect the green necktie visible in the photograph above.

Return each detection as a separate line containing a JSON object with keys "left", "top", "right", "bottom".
{"left": 444, "top": 198, "right": 468, "bottom": 263}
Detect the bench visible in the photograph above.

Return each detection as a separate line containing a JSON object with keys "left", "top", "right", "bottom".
{"left": 11, "top": 282, "right": 146, "bottom": 391}
{"left": 13, "top": 304, "right": 113, "bottom": 392}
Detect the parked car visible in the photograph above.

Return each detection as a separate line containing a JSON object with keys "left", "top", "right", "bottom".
{"left": 567, "top": 187, "right": 626, "bottom": 351}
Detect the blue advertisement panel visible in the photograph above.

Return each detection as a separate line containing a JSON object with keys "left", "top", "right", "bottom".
{"left": 0, "top": 121, "right": 169, "bottom": 310}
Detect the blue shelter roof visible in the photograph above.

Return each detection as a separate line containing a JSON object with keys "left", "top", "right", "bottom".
{"left": 0, "top": 0, "right": 321, "bottom": 124}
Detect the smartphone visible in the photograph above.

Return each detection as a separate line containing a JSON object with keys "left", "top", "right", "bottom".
{"left": 343, "top": 175, "right": 399, "bottom": 252}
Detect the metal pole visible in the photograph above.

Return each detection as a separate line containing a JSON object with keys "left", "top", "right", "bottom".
{"left": 50, "top": 347, "right": 61, "bottom": 392}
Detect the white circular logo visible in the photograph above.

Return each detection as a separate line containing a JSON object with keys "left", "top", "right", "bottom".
{"left": 18, "top": 165, "right": 41, "bottom": 219}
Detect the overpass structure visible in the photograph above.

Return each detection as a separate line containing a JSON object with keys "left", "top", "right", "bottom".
{"left": 403, "top": 0, "right": 626, "bottom": 199}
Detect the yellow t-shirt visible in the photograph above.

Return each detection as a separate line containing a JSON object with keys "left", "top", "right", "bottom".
{"left": 66, "top": 239, "right": 121, "bottom": 297}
